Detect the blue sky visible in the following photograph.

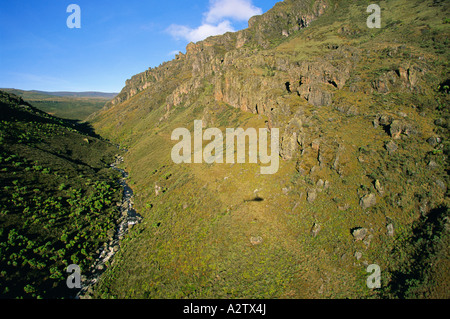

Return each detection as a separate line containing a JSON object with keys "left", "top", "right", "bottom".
{"left": 0, "top": 0, "right": 278, "bottom": 93}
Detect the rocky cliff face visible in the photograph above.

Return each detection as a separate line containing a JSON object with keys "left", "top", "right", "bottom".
{"left": 100, "top": 0, "right": 337, "bottom": 159}
{"left": 103, "top": 0, "right": 329, "bottom": 111}
{"left": 93, "top": 0, "right": 448, "bottom": 197}
{"left": 100, "top": 0, "right": 436, "bottom": 164}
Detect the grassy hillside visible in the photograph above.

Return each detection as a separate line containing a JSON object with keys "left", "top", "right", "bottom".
{"left": 0, "top": 91, "right": 123, "bottom": 298}
{"left": 86, "top": 0, "right": 450, "bottom": 299}
{"left": 1, "top": 89, "right": 116, "bottom": 121}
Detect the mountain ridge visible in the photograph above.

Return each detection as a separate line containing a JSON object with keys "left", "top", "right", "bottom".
{"left": 97, "top": 0, "right": 328, "bottom": 113}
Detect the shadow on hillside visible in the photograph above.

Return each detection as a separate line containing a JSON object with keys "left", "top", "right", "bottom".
{"left": 244, "top": 196, "right": 264, "bottom": 202}
{"left": 65, "top": 119, "right": 102, "bottom": 139}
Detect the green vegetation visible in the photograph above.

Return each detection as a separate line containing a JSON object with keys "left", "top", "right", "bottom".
{"left": 0, "top": 91, "right": 122, "bottom": 298}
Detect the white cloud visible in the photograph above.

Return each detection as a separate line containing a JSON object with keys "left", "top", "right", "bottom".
{"left": 167, "top": 0, "right": 261, "bottom": 43}
{"left": 168, "top": 50, "right": 182, "bottom": 56}
{"left": 205, "top": 0, "right": 262, "bottom": 24}
{"left": 167, "top": 20, "right": 234, "bottom": 43}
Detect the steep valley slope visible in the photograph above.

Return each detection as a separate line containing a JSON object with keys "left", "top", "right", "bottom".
{"left": 88, "top": 0, "right": 449, "bottom": 298}
{"left": 0, "top": 91, "right": 122, "bottom": 298}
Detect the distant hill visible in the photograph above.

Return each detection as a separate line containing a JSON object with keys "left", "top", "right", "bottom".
{"left": 1, "top": 89, "right": 118, "bottom": 99}
{"left": 31, "top": 90, "right": 118, "bottom": 99}
{"left": 0, "top": 89, "right": 118, "bottom": 121}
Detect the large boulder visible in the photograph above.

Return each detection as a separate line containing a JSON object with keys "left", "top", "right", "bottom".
{"left": 385, "top": 140, "right": 398, "bottom": 154}
{"left": 360, "top": 193, "right": 377, "bottom": 209}
{"left": 352, "top": 227, "right": 368, "bottom": 241}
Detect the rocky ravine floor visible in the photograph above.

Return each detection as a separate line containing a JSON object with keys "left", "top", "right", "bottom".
{"left": 76, "top": 154, "right": 142, "bottom": 299}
